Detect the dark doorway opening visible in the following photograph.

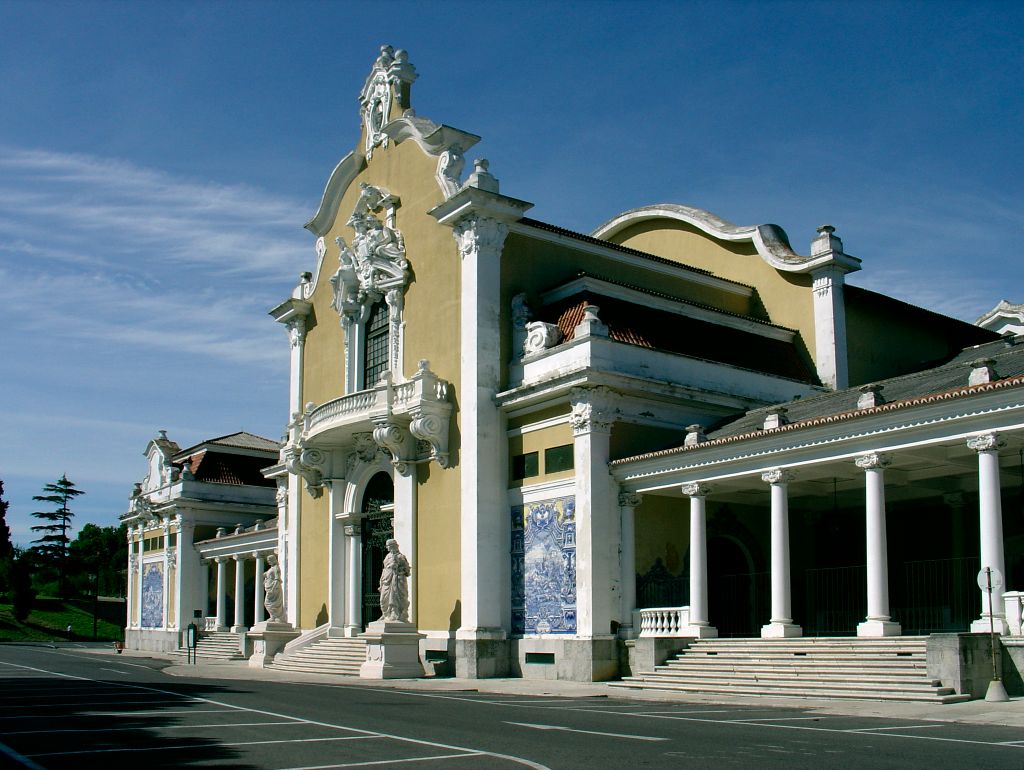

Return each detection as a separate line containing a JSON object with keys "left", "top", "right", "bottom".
{"left": 360, "top": 472, "right": 394, "bottom": 628}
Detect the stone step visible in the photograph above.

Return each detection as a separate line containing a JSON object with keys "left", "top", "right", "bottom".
{"left": 266, "top": 636, "right": 367, "bottom": 676}
{"left": 638, "top": 669, "right": 942, "bottom": 686}
{"left": 612, "top": 679, "right": 970, "bottom": 704}
{"left": 662, "top": 658, "right": 927, "bottom": 670}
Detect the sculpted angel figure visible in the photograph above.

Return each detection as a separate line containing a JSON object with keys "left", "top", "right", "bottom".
{"left": 378, "top": 539, "right": 411, "bottom": 623}
{"left": 263, "top": 553, "right": 285, "bottom": 623}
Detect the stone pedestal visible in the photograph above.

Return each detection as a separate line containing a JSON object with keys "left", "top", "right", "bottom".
{"left": 359, "top": 619, "right": 425, "bottom": 679}
{"left": 247, "top": 621, "right": 300, "bottom": 668}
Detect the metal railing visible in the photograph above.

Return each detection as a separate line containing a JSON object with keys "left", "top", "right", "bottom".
{"left": 803, "top": 564, "right": 866, "bottom": 636}
{"left": 894, "top": 556, "right": 980, "bottom": 635}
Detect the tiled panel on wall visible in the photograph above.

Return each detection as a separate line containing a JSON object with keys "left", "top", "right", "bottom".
{"left": 511, "top": 496, "right": 576, "bottom": 634}
{"left": 141, "top": 562, "right": 164, "bottom": 629}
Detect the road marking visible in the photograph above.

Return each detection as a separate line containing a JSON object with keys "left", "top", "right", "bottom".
{"left": 505, "top": 721, "right": 668, "bottom": 742}
{"left": 3, "top": 720, "right": 300, "bottom": 735}
{"left": 728, "top": 717, "right": 826, "bottom": 723}
{"left": 847, "top": 724, "right": 944, "bottom": 732}
{"left": 99, "top": 668, "right": 128, "bottom": 675}
{"left": 8, "top": 698, "right": 200, "bottom": 709}
{"left": 620, "top": 709, "right": 756, "bottom": 716}
{"left": 0, "top": 740, "right": 47, "bottom": 770}
{"left": 281, "top": 752, "right": 486, "bottom": 769}
{"left": 0, "top": 658, "right": 551, "bottom": 770}
{"left": 30, "top": 735, "right": 385, "bottom": 757}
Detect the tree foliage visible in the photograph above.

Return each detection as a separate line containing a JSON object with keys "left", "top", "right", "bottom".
{"left": 0, "top": 480, "right": 11, "bottom": 560}
{"left": 69, "top": 523, "right": 127, "bottom": 597}
{"left": 31, "top": 475, "right": 84, "bottom": 597}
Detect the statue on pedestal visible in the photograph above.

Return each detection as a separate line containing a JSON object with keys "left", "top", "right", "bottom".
{"left": 378, "top": 539, "right": 410, "bottom": 623}
{"left": 263, "top": 553, "right": 285, "bottom": 623}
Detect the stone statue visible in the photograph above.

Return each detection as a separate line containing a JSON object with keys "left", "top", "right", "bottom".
{"left": 263, "top": 553, "right": 285, "bottom": 623}
{"left": 378, "top": 539, "right": 411, "bottom": 623}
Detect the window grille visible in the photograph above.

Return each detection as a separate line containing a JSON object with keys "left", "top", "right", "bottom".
{"left": 363, "top": 300, "right": 389, "bottom": 389}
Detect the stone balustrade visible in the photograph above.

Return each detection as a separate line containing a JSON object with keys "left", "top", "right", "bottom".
{"left": 1005, "top": 591, "right": 1024, "bottom": 636}
{"left": 639, "top": 606, "right": 692, "bottom": 637}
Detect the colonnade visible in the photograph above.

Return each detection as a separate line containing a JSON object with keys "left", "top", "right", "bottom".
{"left": 209, "top": 551, "right": 271, "bottom": 631}
{"left": 620, "top": 432, "right": 1011, "bottom": 637}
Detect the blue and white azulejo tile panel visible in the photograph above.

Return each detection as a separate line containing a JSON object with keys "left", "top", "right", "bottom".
{"left": 141, "top": 562, "right": 164, "bottom": 629}
{"left": 511, "top": 496, "right": 576, "bottom": 635}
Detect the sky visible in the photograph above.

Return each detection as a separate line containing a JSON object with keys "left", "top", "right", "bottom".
{"left": 1, "top": 0, "right": 1022, "bottom": 546}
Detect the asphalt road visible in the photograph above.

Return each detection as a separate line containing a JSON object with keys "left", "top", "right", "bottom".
{"left": 0, "top": 644, "right": 1022, "bottom": 769}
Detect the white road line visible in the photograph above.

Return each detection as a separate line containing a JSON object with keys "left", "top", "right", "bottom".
{"left": 3, "top": 720, "right": 300, "bottom": 735}
{"left": 100, "top": 668, "right": 128, "bottom": 675}
{"left": 728, "top": 717, "right": 827, "bottom": 723}
{"left": 281, "top": 752, "right": 485, "bottom": 769}
{"left": 847, "top": 724, "right": 944, "bottom": 732}
{"left": 505, "top": 721, "right": 668, "bottom": 742}
{"left": 0, "top": 658, "right": 551, "bottom": 770}
{"left": 998, "top": 740, "right": 1024, "bottom": 746}
{"left": 30, "top": 735, "right": 385, "bottom": 757}
{"left": 471, "top": 698, "right": 587, "bottom": 705}
{"left": 0, "top": 708, "right": 233, "bottom": 720}
{"left": 618, "top": 709, "right": 755, "bottom": 716}
{"left": 0, "top": 739, "right": 46, "bottom": 770}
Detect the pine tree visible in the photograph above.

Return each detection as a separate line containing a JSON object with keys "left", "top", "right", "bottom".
{"left": 0, "top": 480, "right": 11, "bottom": 560}
{"left": 31, "top": 475, "right": 84, "bottom": 597}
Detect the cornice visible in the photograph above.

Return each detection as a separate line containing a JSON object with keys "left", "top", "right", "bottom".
{"left": 592, "top": 204, "right": 862, "bottom": 275}
{"left": 305, "top": 151, "right": 367, "bottom": 236}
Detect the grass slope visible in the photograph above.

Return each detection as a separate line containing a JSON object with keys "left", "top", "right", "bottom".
{"left": 0, "top": 597, "right": 123, "bottom": 642}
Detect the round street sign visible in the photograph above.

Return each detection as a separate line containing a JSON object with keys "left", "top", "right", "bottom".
{"left": 977, "top": 567, "right": 1005, "bottom": 591}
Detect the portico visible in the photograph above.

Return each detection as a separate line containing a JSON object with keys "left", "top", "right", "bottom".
{"left": 614, "top": 356, "right": 1024, "bottom": 643}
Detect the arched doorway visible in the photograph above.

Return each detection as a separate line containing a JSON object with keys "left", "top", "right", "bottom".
{"left": 360, "top": 472, "right": 394, "bottom": 628}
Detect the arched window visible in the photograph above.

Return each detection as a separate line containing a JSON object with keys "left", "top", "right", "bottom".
{"left": 363, "top": 299, "right": 389, "bottom": 389}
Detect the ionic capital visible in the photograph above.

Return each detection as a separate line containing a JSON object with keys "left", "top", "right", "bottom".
{"left": 761, "top": 468, "right": 796, "bottom": 485}
{"left": 967, "top": 432, "right": 1005, "bottom": 453}
{"left": 681, "top": 482, "right": 711, "bottom": 498}
{"left": 618, "top": 492, "right": 642, "bottom": 509}
{"left": 855, "top": 452, "right": 893, "bottom": 470}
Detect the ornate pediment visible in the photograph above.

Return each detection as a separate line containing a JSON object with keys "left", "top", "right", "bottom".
{"left": 360, "top": 45, "right": 417, "bottom": 160}
{"left": 330, "top": 183, "right": 410, "bottom": 323}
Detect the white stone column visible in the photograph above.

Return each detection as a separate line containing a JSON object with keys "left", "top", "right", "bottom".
{"left": 969, "top": 433, "right": 1009, "bottom": 634}
{"left": 761, "top": 469, "right": 801, "bottom": 638}
{"left": 393, "top": 469, "right": 418, "bottom": 626}
{"left": 253, "top": 552, "right": 266, "bottom": 625}
{"left": 571, "top": 386, "right": 618, "bottom": 640}
{"left": 453, "top": 214, "right": 510, "bottom": 673}
{"left": 856, "top": 453, "right": 901, "bottom": 636}
{"left": 126, "top": 528, "right": 136, "bottom": 629}
{"left": 327, "top": 483, "right": 347, "bottom": 635}
{"left": 136, "top": 525, "right": 145, "bottom": 628}
{"left": 231, "top": 555, "right": 247, "bottom": 632}
{"left": 344, "top": 522, "right": 362, "bottom": 636}
{"left": 214, "top": 557, "right": 228, "bottom": 631}
{"left": 431, "top": 184, "right": 532, "bottom": 678}
{"left": 681, "top": 483, "right": 717, "bottom": 638}
{"left": 161, "top": 518, "right": 171, "bottom": 630}
{"left": 618, "top": 492, "right": 641, "bottom": 637}
{"left": 808, "top": 226, "right": 855, "bottom": 390}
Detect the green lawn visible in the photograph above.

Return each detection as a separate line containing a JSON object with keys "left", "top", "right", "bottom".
{"left": 0, "top": 597, "right": 123, "bottom": 642}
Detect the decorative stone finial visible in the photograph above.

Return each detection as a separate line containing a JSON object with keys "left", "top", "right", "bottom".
{"left": 968, "top": 358, "right": 997, "bottom": 386}
{"left": 857, "top": 383, "right": 884, "bottom": 409}
{"left": 684, "top": 424, "right": 706, "bottom": 447}
{"left": 574, "top": 304, "right": 609, "bottom": 339}
{"left": 811, "top": 224, "right": 844, "bottom": 257}
{"left": 464, "top": 159, "right": 499, "bottom": 193}
{"left": 158, "top": 429, "right": 168, "bottom": 440}
{"left": 763, "top": 407, "right": 788, "bottom": 430}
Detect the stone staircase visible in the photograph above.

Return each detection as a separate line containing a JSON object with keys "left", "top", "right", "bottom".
{"left": 266, "top": 636, "right": 367, "bottom": 677}
{"left": 173, "top": 630, "right": 244, "bottom": 661}
{"left": 615, "top": 637, "right": 970, "bottom": 703}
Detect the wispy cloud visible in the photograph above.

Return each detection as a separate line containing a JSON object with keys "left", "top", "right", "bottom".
{"left": 0, "top": 146, "right": 308, "bottom": 539}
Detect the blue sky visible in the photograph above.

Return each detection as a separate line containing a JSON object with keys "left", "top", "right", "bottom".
{"left": 1, "top": 0, "right": 1021, "bottom": 545}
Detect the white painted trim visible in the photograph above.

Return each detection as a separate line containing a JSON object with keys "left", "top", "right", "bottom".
{"left": 506, "top": 414, "right": 570, "bottom": 437}
{"left": 305, "top": 152, "right": 367, "bottom": 236}
{"left": 507, "top": 478, "right": 576, "bottom": 505}
{"left": 615, "top": 396, "right": 1024, "bottom": 493}
{"left": 541, "top": 275, "right": 794, "bottom": 342}
{"left": 591, "top": 204, "right": 861, "bottom": 275}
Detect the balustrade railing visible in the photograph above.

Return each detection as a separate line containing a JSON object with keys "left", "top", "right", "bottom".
{"left": 639, "top": 606, "right": 691, "bottom": 637}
